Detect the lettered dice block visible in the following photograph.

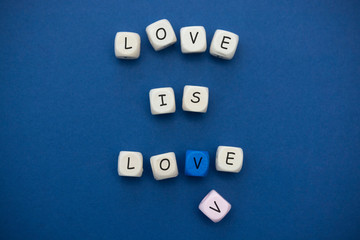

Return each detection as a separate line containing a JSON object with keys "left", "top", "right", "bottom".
{"left": 182, "top": 85, "right": 209, "bottom": 113}
{"left": 146, "top": 19, "right": 177, "bottom": 51}
{"left": 180, "top": 26, "right": 207, "bottom": 54}
{"left": 150, "top": 152, "right": 178, "bottom": 180}
{"left": 199, "top": 190, "right": 231, "bottom": 223}
{"left": 149, "top": 87, "right": 176, "bottom": 115}
{"left": 185, "top": 150, "right": 209, "bottom": 177}
{"left": 216, "top": 146, "right": 243, "bottom": 173}
{"left": 114, "top": 32, "right": 141, "bottom": 59}
{"left": 210, "top": 30, "right": 239, "bottom": 60}
{"left": 118, "top": 151, "right": 143, "bottom": 177}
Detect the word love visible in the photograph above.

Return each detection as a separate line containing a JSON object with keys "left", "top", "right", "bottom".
{"left": 114, "top": 19, "right": 239, "bottom": 60}
{"left": 150, "top": 85, "right": 209, "bottom": 115}
{"left": 117, "top": 146, "right": 244, "bottom": 180}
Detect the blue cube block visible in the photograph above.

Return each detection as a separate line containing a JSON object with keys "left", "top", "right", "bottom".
{"left": 185, "top": 150, "right": 209, "bottom": 177}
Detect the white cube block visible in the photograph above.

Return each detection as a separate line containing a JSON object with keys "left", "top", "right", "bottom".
{"left": 210, "top": 30, "right": 239, "bottom": 60}
{"left": 182, "top": 85, "right": 209, "bottom": 113}
{"left": 114, "top": 32, "right": 141, "bottom": 59}
{"left": 146, "top": 19, "right": 177, "bottom": 51}
{"left": 150, "top": 152, "right": 179, "bottom": 180}
{"left": 149, "top": 87, "right": 176, "bottom": 115}
{"left": 199, "top": 190, "right": 231, "bottom": 223}
{"left": 118, "top": 151, "right": 143, "bottom": 177}
{"left": 216, "top": 146, "right": 243, "bottom": 173}
{"left": 180, "top": 26, "right": 207, "bottom": 54}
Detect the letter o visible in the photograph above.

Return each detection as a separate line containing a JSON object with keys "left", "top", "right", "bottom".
{"left": 156, "top": 28, "right": 167, "bottom": 40}
{"left": 159, "top": 158, "right": 170, "bottom": 170}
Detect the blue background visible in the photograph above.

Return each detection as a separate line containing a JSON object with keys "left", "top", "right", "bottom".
{"left": 1, "top": 0, "right": 360, "bottom": 239}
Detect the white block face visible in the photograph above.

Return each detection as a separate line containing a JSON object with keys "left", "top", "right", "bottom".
{"left": 216, "top": 146, "right": 243, "bottom": 173}
{"left": 149, "top": 87, "right": 176, "bottom": 115}
{"left": 180, "top": 26, "right": 207, "bottom": 54}
{"left": 210, "top": 30, "right": 239, "bottom": 60}
{"left": 146, "top": 19, "right": 177, "bottom": 51}
{"left": 114, "top": 32, "right": 141, "bottom": 59}
{"left": 118, "top": 151, "right": 143, "bottom": 177}
{"left": 150, "top": 152, "right": 179, "bottom": 180}
{"left": 182, "top": 85, "right": 209, "bottom": 113}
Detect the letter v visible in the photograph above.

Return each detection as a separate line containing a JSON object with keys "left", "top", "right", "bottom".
{"left": 209, "top": 201, "right": 221, "bottom": 213}
{"left": 190, "top": 32, "right": 199, "bottom": 44}
{"left": 193, "top": 157, "right": 202, "bottom": 169}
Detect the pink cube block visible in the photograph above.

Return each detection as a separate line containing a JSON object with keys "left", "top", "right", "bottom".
{"left": 198, "top": 190, "right": 231, "bottom": 223}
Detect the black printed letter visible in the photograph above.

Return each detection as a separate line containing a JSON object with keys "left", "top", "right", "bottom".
{"left": 127, "top": 157, "right": 135, "bottom": 169}
{"left": 156, "top": 28, "right": 166, "bottom": 40}
{"left": 160, "top": 159, "right": 170, "bottom": 171}
{"left": 221, "top": 36, "right": 231, "bottom": 50}
{"left": 158, "top": 94, "right": 167, "bottom": 106}
{"left": 209, "top": 201, "right": 221, "bottom": 213}
{"left": 191, "top": 92, "right": 200, "bottom": 103}
{"left": 124, "top": 37, "right": 132, "bottom": 49}
{"left": 226, "top": 152, "right": 235, "bottom": 165}
{"left": 190, "top": 32, "right": 199, "bottom": 44}
{"left": 193, "top": 157, "right": 203, "bottom": 169}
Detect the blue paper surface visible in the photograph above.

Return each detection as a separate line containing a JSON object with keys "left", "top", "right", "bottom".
{"left": 1, "top": 0, "right": 360, "bottom": 239}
